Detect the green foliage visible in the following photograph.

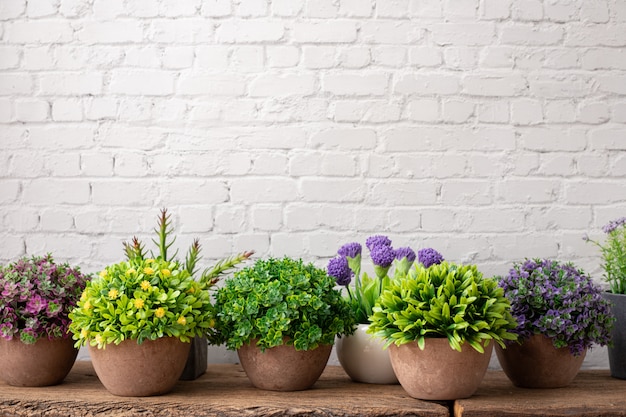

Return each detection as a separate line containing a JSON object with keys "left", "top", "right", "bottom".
{"left": 367, "top": 261, "right": 518, "bottom": 353}
{"left": 69, "top": 258, "right": 215, "bottom": 348}
{"left": 210, "top": 257, "right": 356, "bottom": 352}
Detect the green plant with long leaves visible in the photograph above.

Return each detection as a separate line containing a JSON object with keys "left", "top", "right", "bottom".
{"left": 368, "top": 261, "right": 518, "bottom": 353}
{"left": 585, "top": 217, "right": 626, "bottom": 294}
{"left": 209, "top": 257, "right": 356, "bottom": 352}
{"left": 70, "top": 208, "right": 253, "bottom": 348}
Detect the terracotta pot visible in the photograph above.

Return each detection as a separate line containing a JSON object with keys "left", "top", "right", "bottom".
{"left": 237, "top": 340, "right": 332, "bottom": 391}
{"left": 389, "top": 338, "right": 493, "bottom": 400}
{"left": 336, "top": 323, "right": 398, "bottom": 384}
{"left": 89, "top": 337, "right": 190, "bottom": 396}
{"left": 0, "top": 336, "right": 78, "bottom": 387}
{"left": 603, "top": 292, "right": 626, "bottom": 379}
{"left": 495, "top": 334, "right": 586, "bottom": 388}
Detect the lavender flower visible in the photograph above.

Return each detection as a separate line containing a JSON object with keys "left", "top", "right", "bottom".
{"left": 394, "top": 247, "right": 416, "bottom": 275}
{"left": 498, "top": 258, "right": 614, "bottom": 356}
{"left": 327, "top": 256, "right": 352, "bottom": 286}
{"left": 603, "top": 217, "right": 626, "bottom": 234}
{"left": 366, "top": 235, "right": 392, "bottom": 251}
{"left": 338, "top": 242, "right": 362, "bottom": 259}
{"left": 371, "top": 245, "right": 395, "bottom": 268}
{"left": 418, "top": 248, "right": 444, "bottom": 268}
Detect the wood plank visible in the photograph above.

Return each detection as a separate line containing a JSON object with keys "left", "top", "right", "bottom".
{"left": 454, "top": 370, "right": 626, "bottom": 417}
{"left": 0, "top": 362, "right": 449, "bottom": 417}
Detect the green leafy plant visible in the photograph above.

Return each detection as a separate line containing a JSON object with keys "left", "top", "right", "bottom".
{"left": 70, "top": 208, "right": 253, "bottom": 348}
{"left": 585, "top": 217, "right": 626, "bottom": 294}
{"left": 209, "top": 257, "right": 356, "bottom": 352}
{"left": 368, "top": 261, "right": 518, "bottom": 353}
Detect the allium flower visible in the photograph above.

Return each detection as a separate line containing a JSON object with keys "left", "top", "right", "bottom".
{"left": 366, "top": 235, "right": 392, "bottom": 251}
{"left": 418, "top": 248, "right": 444, "bottom": 268}
{"left": 327, "top": 256, "right": 352, "bottom": 286}
{"left": 498, "top": 259, "right": 614, "bottom": 356}
{"left": 371, "top": 245, "right": 395, "bottom": 268}
{"left": 395, "top": 247, "right": 416, "bottom": 262}
{"left": 338, "top": 242, "right": 362, "bottom": 259}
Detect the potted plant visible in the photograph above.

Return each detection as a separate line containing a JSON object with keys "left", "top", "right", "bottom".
{"left": 69, "top": 209, "right": 252, "bottom": 396}
{"left": 368, "top": 261, "right": 517, "bottom": 400}
{"left": 209, "top": 257, "right": 356, "bottom": 391}
{"left": 496, "top": 259, "right": 614, "bottom": 388}
{"left": 0, "top": 254, "right": 90, "bottom": 386}
{"left": 328, "top": 235, "right": 445, "bottom": 384}
{"left": 585, "top": 218, "right": 626, "bottom": 379}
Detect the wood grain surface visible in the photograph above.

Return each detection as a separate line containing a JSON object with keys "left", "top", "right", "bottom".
{"left": 0, "top": 361, "right": 449, "bottom": 417}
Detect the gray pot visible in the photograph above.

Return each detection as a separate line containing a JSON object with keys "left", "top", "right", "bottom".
{"left": 603, "top": 292, "right": 626, "bottom": 379}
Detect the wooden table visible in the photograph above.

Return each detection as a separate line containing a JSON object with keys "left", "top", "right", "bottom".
{"left": 0, "top": 363, "right": 624, "bottom": 417}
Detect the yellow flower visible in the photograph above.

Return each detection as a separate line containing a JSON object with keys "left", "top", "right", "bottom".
{"left": 95, "top": 334, "right": 103, "bottom": 346}
{"left": 143, "top": 267, "right": 155, "bottom": 275}
{"left": 145, "top": 258, "right": 155, "bottom": 264}
{"left": 125, "top": 268, "right": 137, "bottom": 277}
{"left": 83, "top": 299, "right": 92, "bottom": 310}
{"left": 155, "top": 307, "right": 165, "bottom": 318}
{"left": 140, "top": 280, "right": 151, "bottom": 291}
{"left": 80, "top": 328, "right": 89, "bottom": 339}
{"left": 177, "top": 316, "right": 187, "bottom": 326}
{"left": 160, "top": 269, "right": 171, "bottom": 277}
{"left": 133, "top": 298, "right": 145, "bottom": 309}
{"left": 108, "top": 289, "right": 119, "bottom": 300}
{"left": 99, "top": 270, "right": 107, "bottom": 278}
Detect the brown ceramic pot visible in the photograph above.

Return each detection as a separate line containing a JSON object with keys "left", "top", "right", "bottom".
{"left": 389, "top": 338, "right": 493, "bottom": 400}
{"left": 495, "top": 334, "right": 586, "bottom": 388}
{"left": 0, "top": 336, "right": 78, "bottom": 387}
{"left": 89, "top": 337, "right": 190, "bottom": 396}
{"left": 237, "top": 340, "right": 332, "bottom": 391}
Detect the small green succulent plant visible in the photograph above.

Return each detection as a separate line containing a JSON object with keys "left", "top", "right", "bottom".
{"left": 209, "top": 257, "right": 356, "bottom": 352}
{"left": 368, "top": 261, "right": 518, "bottom": 353}
{"left": 70, "top": 209, "right": 252, "bottom": 349}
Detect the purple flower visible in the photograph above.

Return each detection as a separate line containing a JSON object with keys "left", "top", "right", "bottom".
{"left": 366, "top": 235, "right": 392, "bottom": 251}
{"left": 371, "top": 245, "right": 395, "bottom": 268}
{"left": 418, "top": 248, "right": 444, "bottom": 268}
{"left": 395, "top": 247, "right": 416, "bottom": 262}
{"left": 338, "top": 242, "right": 362, "bottom": 259}
{"left": 602, "top": 217, "right": 626, "bottom": 234}
{"left": 327, "top": 256, "right": 352, "bottom": 286}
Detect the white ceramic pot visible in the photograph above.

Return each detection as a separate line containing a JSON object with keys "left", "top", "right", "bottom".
{"left": 335, "top": 323, "right": 398, "bottom": 384}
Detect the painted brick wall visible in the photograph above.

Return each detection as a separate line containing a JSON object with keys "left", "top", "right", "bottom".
{"left": 1, "top": 0, "right": 625, "bottom": 366}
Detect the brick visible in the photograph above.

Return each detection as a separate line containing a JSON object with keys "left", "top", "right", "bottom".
{"left": 110, "top": 70, "right": 174, "bottom": 96}
{"left": 545, "top": 99, "right": 576, "bottom": 123}
{"left": 590, "top": 127, "right": 626, "bottom": 150}
{"left": 194, "top": 46, "right": 229, "bottom": 69}
{"left": 528, "top": 206, "right": 593, "bottom": 230}
{"left": 406, "top": 98, "right": 440, "bottom": 122}
{"left": 3, "top": 207, "right": 39, "bottom": 232}
{"left": 371, "top": 46, "right": 406, "bottom": 67}
{"left": 284, "top": 204, "right": 319, "bottom": 231}
{"left": 0, "top": 73, "right": 33, "bottom": 94}
{"left": 267, "top": 46, "right": 300, "bottom": 68}
{"left": 519, "top": 127, "right": 587, "bottom": 151}
{"left": 340, "top": 0, "right": 373, "bottom": 17}
{"left": 84, "top": 97, "right": 118, "bottom": 120}
{"left": 163, "top": 46, "right": 194, "bottom": 69}
{"left": 463, "top": 75, "right": 526, "bottom": 96}
{"left": 301, "top": 179, "right": 365, "bottom": 202}
{"left": 304, "top": 0, "right": 338, "bottom": 17}
{"left": 511, "top": 99, "right": 543, "bottom": 125}
{"left": 46, "top": 152, "right": 81, "bottom": 177}
{"left": 465, "top": 208, "right": 525, "bottom": 232}
{"left": 40, "top": 209, "right": 74, "bottom": 232}
{"left": 477, "top": 101, "right": 510, "bottom": 123}
{"left": 367, "top": 181, "right": 438, "bottom": 205}
{"left": 270, "top": 233, "right": 308, "bottom": 257}
{"left": 544, "top": 0, "right": 579, "bottom": 22}
{"left": 537, "top": 154, "right": 576, "bottom": 176}
{"left": 22, "top": 46, "right": 54, "bottom": 70}
{"left": 8, "top": 151, "right": 45, "bottom": 177}
{"left": 147, "top": 19, "right": 213, "bottom": 43}
{"left": 98, "top": 125, "right": 165, "bottom": 150}
{"left": 15, "top": 99, "right": 49, "bottom": 122}
{"left": 408, "top": 46, "right": 442, "bottom": 67}
{"left": 580, "top": 0, "right": 609, "bottom": 23}
{"left": 52, "top": 98, "right": 83, "bottom": 121}
{"left": 544, "top": 48, "right": 580, "bottom": 69}
{"left": 360, "top": 21, "right": 423, "bottom": 44}
{"left": 77, "top": 21, "right": 143, "bottom": 44}
{"left": 302, "top": 46, "right": 336, "bottom": 69}
{"left": 92, "top": 0, "right": 123, "bottom": 18}
{"left": 332, "top": 100, "right": 402, "bottom": 123}
{"left": 233, "top": 233, "right": 269, "bottom": 255}
{"left": 497, "top": 179, "right": 560, "bottom": 203}
{"left": 0, "top": 99, "right": 11, "bottom": 122}
{"left": 431, "top": 23, "right": 496, "bottom": 46}
{"left": 394, "top": 74, "right": 461, "bottom": 95}
{"left": 0, "top": 46, "right": 20, "bottom": 69}
{"left": 387, "top": 208, "right": 422, "bottom": 233}
{"left": 159, "top": 0, "right": 200, "bottom": 16}
{"left": 236, "top": 0, "right": 268, "bottom": 16}
{"left": 231, "top": 178, "right": 298, "bottom": 203}
{"left": 311, "top": 128, "right": 377, "bottom": 150}
{"left": 57, "top": 46, "right": 123, "bottom": 70}
{"left": 250, "top": 153, "right": 288, "bottom": 175}
{"left": 613, "top": 101, "right": 626, "bottom": 122}
{"left": 292, "top": 21, "right": 357, "bottom": 43}
{"left": 490, "top": 234, "right": 559, "bottom": 260}
{"left": 441, "top": 180, "right": 493, "bottom": 205}
{"left": 29, "top": 125, "right": 96, "bottom": 149}
{"left": 0, "top": 0, "right": 26, "bottom": 19}
{"left": 409, "top": 0, "right": 442, "bottom": 18}
{"left": 178, "top": 73, "right": 246, "bottom": 96}
{"left": 5, "top": 20, "right": 73, "bottom": 43}
{"left": 566, "top": 24, "right": 626, "bottom": 46}
{"left": 270, "top": 0, "right": 303, "bottom": 16}
{"left": 581, "top": 48, "right": 626, "bottom": 70}
{"left": 443, "top": 47, "right": 479, "bottom": 69}
{"left": 529, "top": 74, "right": 592, "bottom": 98}
{"left": 27, "top": 234, "right": 93, "bottom": 259}
{"left": 431, "top": 154, "right": 469, "bottom": 178}
{"left": 442, "top": 99, "right": 474, "bottom": 123}
{"left": 480, "top": 46, "right": 514, "bottom": 68}
{"left": 91, "top": 180, "right": 156, "bottom": 206}
{"left": 201, "top": 0, "right": 231, "bottom": 16}
{"left": 214, "top": 205, "right": 246, "bottom": 233}
{"left": 501, "top": 24, "right": 564, "bottom": 45}
{"left": 23, "top": 179, "right": 90, "bottom": 205}
{"left": 59, "top": 0, "right": 91, "bottom": 17}
{"left": 0, "top": 235, "right": 25, "bottom": 260}
{"left": 376, "top": 0, "right": 408, "bottom": 17}
{"left": 512, "top": 0, "right": 543, "bottom": 21}
{"left": 230, "top": 46, "right": 264, "bottom": 72}
{"left": 39, "top": 72, "right": 103, "bottom": 95}
{"left": 598, "top": 75, "right": 626, "bottom": 94}
{"left": 578, "top": 101, "right": 610, "bottom": 124}
{"left": 216, "top": 20, "right": 284, "bottom": 43}
{"left": 251, "top": 205, "right": 283, "bottom": 231}
{"left": 0, "top": 180, "right": 20, "bottom": 204}
{"left": 565, "top": 181, "right": 626, "bottom": 204}
{"left": 250, "top": 73, "right": 316, "bottom": 97}
{"left": 481, "top": 0, "right": 511, "bottom": 19}
{"left": 338, "top": 47, "right": 371, "bottom": 68}
{"left": 323, "top": 72, "right": 388, "bottom": 96}
{"left": 309, "top": 232, "right": 350, "bottom": 257}
{"left": 443, "top": 0, "right": 478, "bottom": 20}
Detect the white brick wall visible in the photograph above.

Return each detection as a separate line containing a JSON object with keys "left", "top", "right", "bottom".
{"left": 1, "top": 0, "right": 624, "bottom": 368}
